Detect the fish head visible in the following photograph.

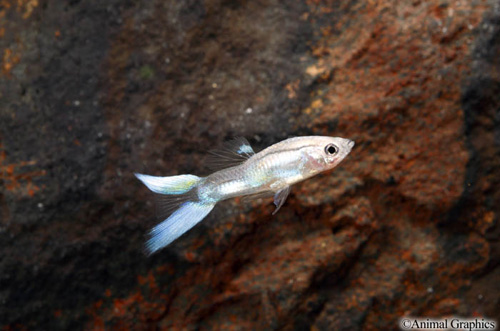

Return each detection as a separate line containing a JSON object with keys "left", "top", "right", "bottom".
{"left": 301, "top": 136, "right": 355, "bottom": 173}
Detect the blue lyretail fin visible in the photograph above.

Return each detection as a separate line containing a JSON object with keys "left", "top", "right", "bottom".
{"left": 145, "top": 201, "right": 215, "bottom": 254}
{"left": 134, "top": 173, "right": 201, "bottom": 194}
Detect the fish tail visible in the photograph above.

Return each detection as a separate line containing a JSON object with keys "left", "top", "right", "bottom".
{"left": 134, "top": 173, "right": 202, "bottom": 195}
{"left": 135, "top": 173, "right": 216, "bottom": 254}
{"left": 145, "top": 201, "right": 215, "bottom": 254}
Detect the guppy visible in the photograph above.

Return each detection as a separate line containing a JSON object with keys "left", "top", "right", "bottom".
{"left": 135, "top": 136, "right": 355, "bottom": 254}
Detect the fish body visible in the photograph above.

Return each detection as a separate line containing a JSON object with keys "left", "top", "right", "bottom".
{"left": 136, "top": 136, "right": 354, "bottom": 254}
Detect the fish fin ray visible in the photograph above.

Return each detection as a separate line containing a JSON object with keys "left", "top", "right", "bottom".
{"left": 272, "top": 186, "right": 291, "bottom": 215}
{"left": 240, "top": 190, "right": 275, "bottom": 203}
{"left": 206, "top": 137, "right": 255, "bottom": 171}
{"left": 135, "top": 172, "right": 203, "bottom": 221}
{"left": 153, "top": 191, "right": 193, "bottom": 221}
{"left": 145, "top": 201, "right": 215, "bottom": 254}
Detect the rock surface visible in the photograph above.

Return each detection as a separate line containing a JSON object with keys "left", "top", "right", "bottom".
{"left": 1, "top": 0, "right": 499, "bottom": 329}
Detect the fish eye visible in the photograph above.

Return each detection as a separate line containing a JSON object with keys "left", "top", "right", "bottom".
{"left": 325, "top": 144, "right": 338, "bottom": 155}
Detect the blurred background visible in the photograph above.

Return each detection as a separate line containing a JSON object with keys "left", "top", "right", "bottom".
{"left": 1, "top": 0, "right": 499, "bottom": 329}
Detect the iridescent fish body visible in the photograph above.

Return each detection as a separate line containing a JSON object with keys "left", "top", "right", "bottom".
{"left": 136, "top": 136, "right": 355, "bottom": 254}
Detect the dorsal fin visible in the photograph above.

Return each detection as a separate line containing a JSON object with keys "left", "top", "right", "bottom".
{"left": 206, "top": 137, "right": 255, "bottom": 171}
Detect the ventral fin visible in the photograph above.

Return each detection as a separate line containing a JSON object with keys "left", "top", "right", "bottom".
{"left": 206, "top": 137, "right": 256, "bottom": 171}
{"left": 273, "top": 186, "right": 291, "bottom": 215}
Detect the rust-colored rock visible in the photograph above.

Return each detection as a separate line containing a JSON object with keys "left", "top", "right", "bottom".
{"left": 1, "top": 0, "right": 499, "bottom": 329}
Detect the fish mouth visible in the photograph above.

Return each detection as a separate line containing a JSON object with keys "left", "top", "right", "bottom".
{"left": 348, "top": 140, "right": 355, "bottom": 148}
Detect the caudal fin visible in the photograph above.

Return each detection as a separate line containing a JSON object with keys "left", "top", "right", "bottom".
{"left": 146, "top": 201, "right": 215, "bottom": 254}
{"left": 135, "top": 172, "right": 215, "bottom": 254}
{"left": 134, "top": 173, "right": 201, "bottom": 194}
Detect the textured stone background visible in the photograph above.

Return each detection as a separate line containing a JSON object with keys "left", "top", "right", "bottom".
{"left": 1, "top": 0, "right": 499, "bottom": 329}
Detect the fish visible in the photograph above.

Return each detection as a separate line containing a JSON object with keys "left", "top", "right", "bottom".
{"left": 135, "top": 136, "right": 355, "bottom": 254}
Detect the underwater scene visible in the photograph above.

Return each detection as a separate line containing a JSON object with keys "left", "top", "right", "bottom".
{"left": 1, "top": 0, "right": 499, "bottom": 329}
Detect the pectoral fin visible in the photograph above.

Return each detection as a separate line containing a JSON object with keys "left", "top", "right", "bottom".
{"left": 273, "top": 186, "right": 291, "bottom": 215}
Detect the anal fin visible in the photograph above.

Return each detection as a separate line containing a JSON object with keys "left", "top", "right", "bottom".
{"left": 241, "top": 190, "right": 275, "bottom": 203}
